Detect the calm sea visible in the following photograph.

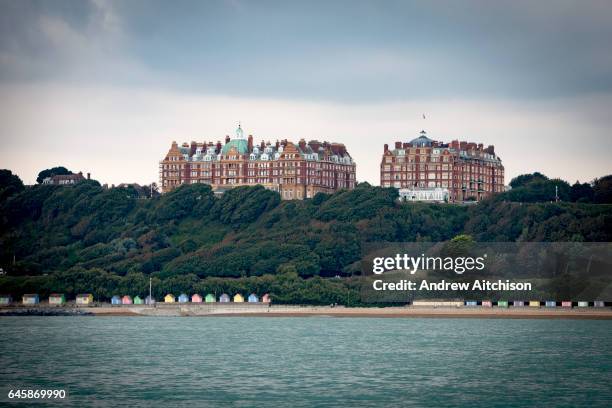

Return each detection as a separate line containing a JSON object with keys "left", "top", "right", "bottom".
{"left": 0, "top": 317, "right": 610, "bottom": 407}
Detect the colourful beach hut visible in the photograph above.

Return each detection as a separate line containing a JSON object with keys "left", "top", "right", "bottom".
{"left": 22, "top": 294, "right": 39, "bottom": 305}
{"left": 262, "top": 293, "right": 271, "bottom": 303}
{"left": 48, "top": 293, "right": 66, "bottom": 305}
{"left": 122, "top": 295, "right": 133, "bottom": 305}
{"left": 145, "top": 296, "right": 156, "bottom": 305}
{"left": 164, "top": 294, "right": 175, "bottom": 303}
{"left": 111, "top": 295, "right": 121, "bottom": 305}
{"left": 497, "top": 301, "right": 509, "bottom": 308}
{"left": 465, "top": 300, "right": 477, "bottom": 307}
{"left": 76, "top": 294, "right": 94, "bottom": 305}
{"left": 205, "top": 294, "right": 216, "bottom": 303}
{"left": 248, "top": 293, "right": 259, "bottom": 303}
{"left": 219, "top": 293, "right": 230, "bottom": 303}
{"left": 529, "top": 301, "right": 540, "bottom": 307}
{"left": 0, "top": 295, "right": 12, "bottom": 305}
{"left": 233, "top": 294, "right": 244, "bottom": 303}
{"left": 133, "top": 296, "right": 144, "bottom": 305}
{"left": 178, "top": 294, "right": 189, "bottom": 303}
{"left": 191, "top": 294, "right": 203, "bottom": 303}
{"left": 577, "top": 301, "right": 589, "bottom": 307}
{"left": 545, "top": 301, "right": 556, "bottom": 308}
{"left": 594, "top": 301, "right": 605, "bottom": 307}
{"left": 481, "top": 300, "right": 492, "bottom": 307}
{"left": 513, "top": 300, "right": 525, "bottom": 307}
{"left": 561, "top": 301, "right": 572, "bottom": 308}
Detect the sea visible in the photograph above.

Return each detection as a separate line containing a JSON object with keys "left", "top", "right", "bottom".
{"left": 0, "top": 316, "right": 610, "bottom": 407}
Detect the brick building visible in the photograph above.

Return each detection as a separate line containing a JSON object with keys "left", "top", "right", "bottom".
{"left": 381, "top": 130, "right": 504, "bottom": 202}
{"left": 159, "top": 125, "right": 356, "bottom": 199}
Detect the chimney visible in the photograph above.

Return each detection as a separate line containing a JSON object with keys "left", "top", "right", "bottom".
{"left": 225, "top": 135, "right": 230, "bottom": 144}
{"left": 87, "top": 172, "right": 90, "bottom": 180}
{"left": 477, "top": 143, "right": 483, "bottom": 151}
{"left": 216, "top": 141, "right": 222, "bottom": 153}
{"left": 247, "top": 134, "right": 253, "bottom": 151}
{"left": 298, "top": 138, "right": 306, "bottom": 150}
{"left": 384, "top": 143, "right": 389, "bottom": 152}
{"left": 275, "top": 140, "right": 280, "bottom": 149}
{"left": 260, "top": 140, "right": 265, "bottom": 149}
{"left": 395, "top": 141, "right": 402, "bottom": 149}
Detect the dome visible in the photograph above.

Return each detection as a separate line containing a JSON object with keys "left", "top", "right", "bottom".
{"left": 221, "top": 139, "right": 248, "bottom": 155}
{"left": 410, "top": 130, "right": 433, "bottom": 147}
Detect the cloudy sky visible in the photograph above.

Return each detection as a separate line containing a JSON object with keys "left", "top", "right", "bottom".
{"left": 1, "top": 0, "right": 611, "bottom": 186}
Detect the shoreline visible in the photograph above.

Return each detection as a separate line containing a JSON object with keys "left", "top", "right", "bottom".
{"left": 2, "top": 305, "right": 611, "bottom": 319}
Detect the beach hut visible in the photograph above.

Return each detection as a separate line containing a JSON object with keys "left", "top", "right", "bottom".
{"left": 481, "top": 300, "right": 493, "bottom": 307}
{"left": 594, "top": 301, "right": 605, "bottom": 307}
{"left": 233, "top": 294, "right": 244, "bottom": 303}
{"left": 262, "top": 293, "right": 271, "bottom": 303}
{"left": 76, "top": 294, "right": 94, "bottom": 305}
{"left": 178, "top": 294, "right": 189, "bottom": 303}
{"left": 191, "top": 294, "right": 203, "bottom": 303}
{"left": 248, "top": 293, "right": 259, "bottom": 303}
{"left": 164, "top": 294, "right": 175, "bottom": 303}
{"left": 529, "top": 301, "right": 540, "bottom": 307}
{"left": 122, "top": 295, "right": 133, "bottom": 305}
{"left": 545, "top": 301, "right": 556, "bottom": 308}
{"left": 577, "top": 301, "right": 589, "bottom": 307}
{"left": 219, "top": 293, "right": 230, "bottom": 303}
{"left": 145, "top": 296, "right": 155, "bottom": 305}
{"left": 497, "top": 301, "right": 509, "bottom": 308}
{"left": 465, "top": 300, "right": 477, "bottom": 307}
{"left": 513, "top": 300, "right": 525, "bottom": 307}
{"left": 0, "top": 295, "right": 12, "bottom": 305}
{"left": 561, "top": 301, "right": 572, "bottom": 308}
{"left": 48, "top": 293, "right": 65, "bottom": 305}
{"left": 22, "top": 294, "right": 39, "bottom": 305}
{"left": 111, "top": 295, "right": 122, "bottom": 305}
{"left": 205, "top": 294, "right": 216, "bottom": 303}
{"left": 133, "top": 296, "right": 144, "bottom": 305}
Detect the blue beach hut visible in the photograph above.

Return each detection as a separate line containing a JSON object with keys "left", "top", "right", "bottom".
{"left": 111, "top": 295, "right": 121, "bottom": 305}
{"left": 178, "top": 294, "right": 189, "bottom": 303}
{"left": 465, "top": 300, "right": 477, "bottom": 307}
{"left": 545, "top": 301, "right": 556, "bottom": 308}
{"left": 219, "top": 293, "right": 230, "bottom": 303}
{"left": 248, "top": 293, "right": 259, "bottom": 303}
{"left": 145, "top": 296, "right": 156, "bottom": 305}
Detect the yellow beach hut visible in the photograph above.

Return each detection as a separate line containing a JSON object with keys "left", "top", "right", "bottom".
{"left": 529, "top": 300, "right": 540, "bottom": 307}
{"left": 164, "top": 294, "right": 175, "bottom": 303}
{"left": 75, "top": 294, "right": 93, "bottom": 305}
{"left": 233, "top": 294, "right": 244, "bottom": 303}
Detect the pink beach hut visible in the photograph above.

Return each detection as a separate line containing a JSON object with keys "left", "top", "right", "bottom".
{"left": 481, "top": 300, "right": 492, "bottom": 307}
{"left": 561, "top": 301, "right": 572, "bottom": 308}
{"left": 191, "top": 294, "right": 203, "bottom": 303}
{"left": 262, "top": 293, "right": 271, "bottom": 303}
{"left": 122, "top": 295, "right": 133, "bottom": 305}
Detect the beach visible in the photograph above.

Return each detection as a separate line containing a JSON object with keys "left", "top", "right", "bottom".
{"left": 3, "top": 304, "right": 611, "bottom": 319}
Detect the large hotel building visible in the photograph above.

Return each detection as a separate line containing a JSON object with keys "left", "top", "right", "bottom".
{"left": 159, "top": 125, "right": 356, "bottom": 200}
{"left": 381, "top": 130, "right": 504, "bottom": 202}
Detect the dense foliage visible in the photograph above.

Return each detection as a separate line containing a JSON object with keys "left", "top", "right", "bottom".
{"left": 1, "top": 170, "right": 611, "bottom": 303}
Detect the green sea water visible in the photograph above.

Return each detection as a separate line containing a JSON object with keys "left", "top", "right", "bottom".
{"left": 0, "top": 316, "right": 611, "bottom": 407}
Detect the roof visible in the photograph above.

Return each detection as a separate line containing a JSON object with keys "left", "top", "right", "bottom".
{"left": 221, "top": 139, "right": 248, "bottom": 155}
{"left": 410, "top": 131, "right": 433, "bottom": 147}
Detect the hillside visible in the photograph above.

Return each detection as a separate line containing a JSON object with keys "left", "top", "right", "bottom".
{"left": 1, "top": 175, "right": 611, "bottom": 303}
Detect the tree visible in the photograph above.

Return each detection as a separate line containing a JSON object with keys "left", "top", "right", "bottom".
{"left": 593, "top": 175, "right": 612, "bottom": 204}
{"left": 569, "top": 181, "right": 594, "bottom": 203}
{"left": 509, "top": 172, "right": 548, "bottom": 188}
{"left": 36, "top": 167, "right": 72, "bottom": 184}
{"left": 0, "top": 169, "right": 24, "bottom": 202}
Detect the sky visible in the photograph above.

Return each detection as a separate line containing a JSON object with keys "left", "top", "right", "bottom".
{"left": 1, "top": 0, "right": 611, "bottom": 186}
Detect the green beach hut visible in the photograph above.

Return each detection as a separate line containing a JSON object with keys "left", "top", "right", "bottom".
{"left": 497, "top": 301, "right": 508, "bottom": 308}
{"left": 133, "top": 296, "right": 144, "bottom": 305}
{"left": 205, "top": 294, "right": 216, "bottom": 303}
